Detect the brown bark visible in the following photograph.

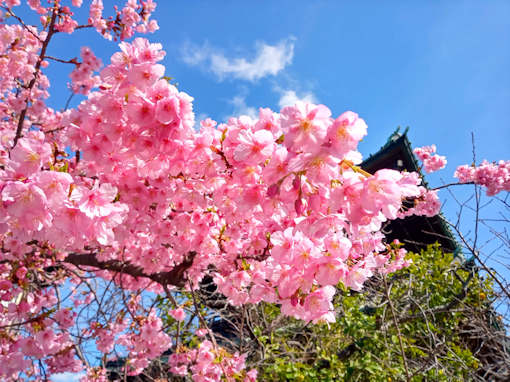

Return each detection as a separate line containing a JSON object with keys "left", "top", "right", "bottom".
{"left": 63, "top": 251, "right": 196, "bottom": 288}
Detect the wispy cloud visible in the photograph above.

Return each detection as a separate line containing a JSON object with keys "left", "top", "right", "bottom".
{"left": 276, "top": 89, "right": 318, "bottom": 108}
{"left": 52, "top": 372, "right": 85, "bottom": 382}
{"left": 182, "top": 38, "right": 295, "bottom": 81}
{"left": 229, "top": 94, "right": 258, "bottom": 119}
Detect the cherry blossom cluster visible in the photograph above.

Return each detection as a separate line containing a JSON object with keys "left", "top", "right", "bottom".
{"left": 0, "top": 23, "right": 47, "bottom": 144}
{"left": 455, "top": 160, "right": 510, "bottom": 196}
{"left": 88, "top": 0, "right": 158, "bottom": 41}
{"left": 0, "top": 33, "right": 432, "bottom": 382}
{"left": 1, "top": 130, "right": 127, "bottom": 249}
{"left": 414, "top": 145, "right": 447, "bottom": 173}
{"left": 2, "top": 0, "right": 157, "bottom": 40}
{"left": 0, "top": 29, "right": 427, "bottom": 377}
{"left": 59, "top": 35, "right": 426, "bottom": 328}
{"left": 117, "top": 312, "right": 172, "bottom": 374}
{"left": 397, "top": 187, "right": 441, "bottom": 219}
{"left": 169, "top": 341, "right": 257, "bottom": 382}
{"left": 69, "top": 47, "right": 102, "bottom": 95}
{"left": 0, "top": 273, "right": 83, "bottom": 378}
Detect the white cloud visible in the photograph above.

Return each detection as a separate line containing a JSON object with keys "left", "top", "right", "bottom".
{"left": 277, "top": 89, "right": 318, "bottom": 108}
{"left": 230, "top": 95, "right": 258, "bottom": 120}
{"left": 182, "top": 38, "right": 295, "bottom": 81}
{"left": 181, "top": 41, "right": 211, "bottom": 66}
{"left": 52, "top": 372, "right": 85, "bottom": 382}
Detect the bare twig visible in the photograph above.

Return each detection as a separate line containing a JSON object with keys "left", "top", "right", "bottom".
{"left": 383, "top": 275, "right": 411, "bottom": 381}
{"left": 62, "top": 251, "right": 197, "bottom": 288}
{"left": 2, "top": 6, "right": 43, "bottom": 42}
{"left": 12, "top": 3, "right": 59, "bottom": 148}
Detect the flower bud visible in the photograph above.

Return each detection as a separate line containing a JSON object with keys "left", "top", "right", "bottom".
{"left": 292, "top": 175, "right": 301, "bottom": 191}
{"left": 295, "top": 198, "right": 305, "bottom": 215}
{"left": 267, "top": 183, "right": 279, "bottom": 198}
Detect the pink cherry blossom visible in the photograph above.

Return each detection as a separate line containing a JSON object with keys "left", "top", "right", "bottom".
{"left": 414, "top": 145, "right": 447, "bottom": 173}
{"left": 170, "top": 308, "right": 186, "bottom": 322}
{"left": 1, "top": 181, "right": 52, "bottom": 231}
{"left": 233, "top": 129, "right": 274, "bottom": 165}
{"left": 455, "top": 160, "right": 510, "bottom": 196}
{"left": 280, "top": 101, "right": 331, "bottom": 153}
{"left": 8, "top": 135, "right": 52, "bottom": 177}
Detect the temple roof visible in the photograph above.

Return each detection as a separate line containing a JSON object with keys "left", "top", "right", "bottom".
{"left": 361, "top": 128, "right": 460, "bottom": 254}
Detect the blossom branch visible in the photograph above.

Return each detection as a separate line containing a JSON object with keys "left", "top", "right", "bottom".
{"left": 1, "top": 6, "right": 43, "bottom": 42}
{"left": 432, "top": 181, "right": 474, "bottom": 191}
{"left": 384, "top": 275, "right": 411, "bottom": 381}
{"left": 447, "top": 220, "right": 510, "bottom": 301}
{"left": 12, "top": 2, "right": 59, "bottom": 148}
{"left": 63, "top": 251, "right": 197, "bottom": 288}
{"left": 43, "top": 55, "right": 80, "bottom": 65}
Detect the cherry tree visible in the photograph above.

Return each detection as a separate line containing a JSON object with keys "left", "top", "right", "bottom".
{"left": 0, "top": 1, "right": 508, "bottom": 381}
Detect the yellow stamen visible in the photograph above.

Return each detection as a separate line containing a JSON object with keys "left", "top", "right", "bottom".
{"left": 340, "top": 159, "right": 372, "bottom": 178}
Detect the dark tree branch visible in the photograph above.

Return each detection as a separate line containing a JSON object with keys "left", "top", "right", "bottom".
{"left": 62, "top": 251, "right": 197, "bottom": 288}
{"left": 433, "top": 181, "right": 474, "bottom": 191}
{"left": 12, "top": 3, "right": 59, "bottom": 148}
{"left": 44, "top": 55, "right": 80, "bottom": 65}
{"left": 2, "top": 6, "right": 43, "bottom": 42}
{"left": 75, "top": 24, "right": 93, "bottom": 30}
